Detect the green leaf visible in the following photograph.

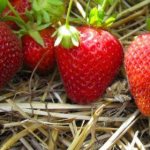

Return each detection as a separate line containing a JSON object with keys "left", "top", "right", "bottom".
{"left": 146, "top": 18, "right": 150, "bottom": 31}
{"left": 0, "top": 0, "right": 8, "bottom": 13}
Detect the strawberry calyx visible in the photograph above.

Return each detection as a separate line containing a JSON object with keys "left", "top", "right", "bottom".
{"left": 3, "top": 0, "right": 46, "bottom": 46}
{"left": 53, "top": 0, "right": 117, "bottom": 49}
{"left": 88, "top": 0, "right": 116, "bottom": 28}
{"left": 31, "top": 0, "right": 65, "bottom": 25}
{"left": 54, "top": 24, "right": 80, "bottom": 49}
{"left": 53, "top": 0, "right": 80, "bottom": 49}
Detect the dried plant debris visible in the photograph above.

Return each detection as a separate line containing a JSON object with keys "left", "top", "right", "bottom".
{"left": 0, "top": 0, "right": 150, "bottom": 150}
{"left": 104, "top": 80, "right": 131, "bottom": 103}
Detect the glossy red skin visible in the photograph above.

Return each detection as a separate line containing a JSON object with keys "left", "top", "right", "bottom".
{"left": 22, "top": 28, "right": 55, "bottom": 74}
{"left": 125, "top": 33, "right": 150, "bottom": 116}
{"left": 0, "top": 22, "right": 22, "bottom": 89}
{"left": 2, "top": 0, "right": 31, "bottom": 29}
{"left": 55, "top": 26, "right": 123, "bottom": 104}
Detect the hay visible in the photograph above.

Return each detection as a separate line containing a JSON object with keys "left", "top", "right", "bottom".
{"left": 0, "top": 0, "right": 150, "bottom": 150}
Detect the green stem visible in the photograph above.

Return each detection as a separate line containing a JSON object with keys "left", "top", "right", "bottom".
{"left": 65, "top": 0, "right": 73, "bottom": 28}
{"left": 117, "top": 0, "right": 150, "bottom": 19}
{"left": 7, "top": 0, "right": 27, "bottom": 28}
{"left": 101, "top": 0, "right": 108, "bottom": 11}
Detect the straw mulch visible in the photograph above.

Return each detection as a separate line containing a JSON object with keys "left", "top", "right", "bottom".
{"left": 0, "top": 1, "right": 150, "bottom": 150}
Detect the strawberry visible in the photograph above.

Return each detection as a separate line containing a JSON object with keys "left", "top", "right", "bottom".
{"left": 55, "top": 26, "right": 123, "bottom": 104}
{"left": 22, "top": 28, "right": 55, "bottom": 74}
{"left": 0, "top": 22, "right": 22, "bottom": 89}
{"left": 2, "top": 0, "right": 31, "bottom": 29}
{"left": 0, "top": 0, "right": 65, "bottom": 75}
{"left": 125, "top": 33, "right": 150, "bottom": 116}
{"left": 1, "top": 0, "right": 65, "bottom": 74}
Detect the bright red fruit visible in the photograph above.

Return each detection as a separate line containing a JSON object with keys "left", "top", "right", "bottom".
{"left": 22, "top": 28, "right": 55, "bottom": 74}
{"left": 2, "top": 0, "right": 31, "bottom": 29}
{"left": 125, "top": 33, "right": 150, "bottom": 116}
{"left": 0, "top": 22, "right": 22, "bottom": 89}
{"left": 55, "top": 26, "right": 123, "bottom": 104}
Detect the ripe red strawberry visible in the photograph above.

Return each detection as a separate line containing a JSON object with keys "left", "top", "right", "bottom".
{"left": 22, "top": 28, "right": 55, "bottom": 74}
{"left": 55, "top": 26, "right": 123, "bottom": 104}
{"left": 125, "top": 33, "right": 150, "bottom": 116}
{"left": 2, "top": 0, "right": 31, "bottom": 29}
{"left": 0, "top": 22, "right": 22, "bottom": 89}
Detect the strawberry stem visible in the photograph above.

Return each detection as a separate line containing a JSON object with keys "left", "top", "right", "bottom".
{"left": 66, "top": 0, "right": 73, "bottom": 28}
{"left": 7, "top": 1, "right": 26, "bottom": 27}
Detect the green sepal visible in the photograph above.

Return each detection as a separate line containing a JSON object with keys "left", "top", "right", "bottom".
{"left": 28, "top": 30, "right": 45, "bottom": 47}
{"left": 54, "top": 25, "right": 80, "bottom": 49}
{"left": 146, "top": 18, "right": 150, "bottom": 31}
{"left": 25, "top": 10, "right": 34, "bottom": 23}
{"left": 89, "top": 6, "right": 105, "bottom": 27}
{"left": 54, "top": 34, "right": 63, "bottom": 47}
{"left": 0, "top": 0, "right": 8, "bottom": 14}
{"left": 104, "top": 15, "right": 116, "bottom": 26}
{"left": 71, "top": 34, "right": 79, "bottom": 47}
{"left": 42, "top": 10, "right": 50, "bottom": 23}
{"left": 37, "top": 13, "right": 42, "bottom": 25}
{"left": 36, "top": 23, "right": 51, "bottom": 31}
